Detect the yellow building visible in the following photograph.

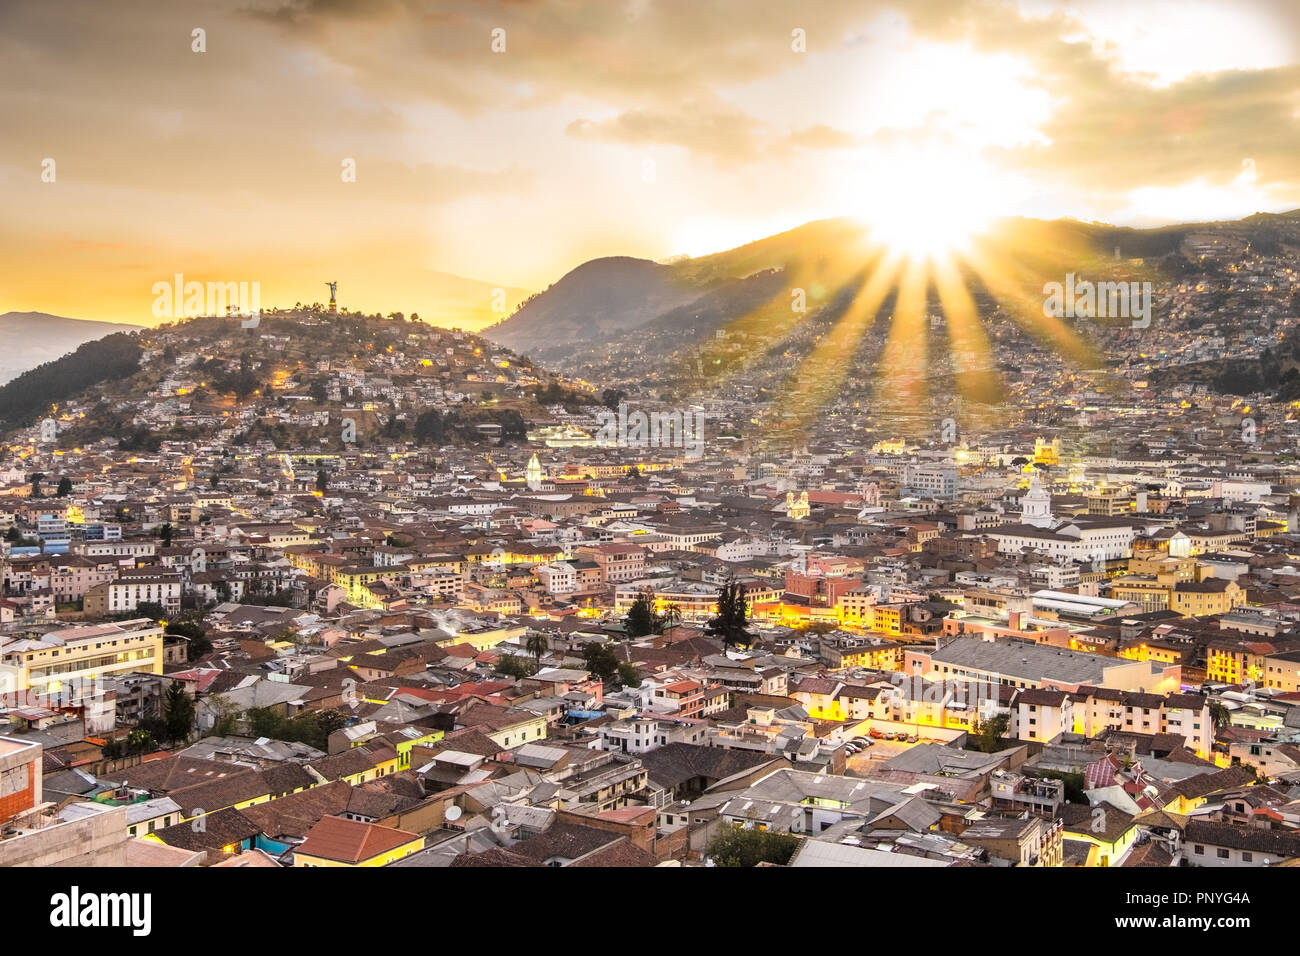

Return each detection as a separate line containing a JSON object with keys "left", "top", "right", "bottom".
{"left": 294, "top": 816, "right": 424, "bottom": 867}
{"left": 329, "top": 566, "right": 401, "bottom": 609}
{"left": 1170, "top": 579, "right": 1244, "bottom": 617}
{"left": 0, "top": 618, "right": 164, "bottom": 694}
{"left": 1033, "top": 437, "right": 1061, "bottom": 466}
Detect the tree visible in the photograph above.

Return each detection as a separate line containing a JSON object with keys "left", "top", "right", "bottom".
{"left": 163, "top": 680, "right": 195, "bottom": 745}
{"left": 970, "top": 712, "right": 1010, "bottom": 753}
{"left": 705, "top": 579, "right": 754, "bottom": 650}
{"left": 625, "top": 590, "right": 659, "bottom": 638}
{"left": 135, "top": 601, "right": 167, "bottom": 621}
{"left": 1208, "top": 700, "right": 1231, "bottom": 728}
{"left": 125, "top": 727, "right": 158, "bottom": 756}
{"left": 496, "top": 654, "right": 537, "bottom": 679}
{"left": 55, "top": 476, "right": 72, "bottom": 497}
{"left": 661, "top": 603, "right": 683, "bottom": 631}
{"left": 28, "top": 472, "right": 44, "bottom": 498}
{"left": 315, "top": 469, "right": 328, "bottom": 494}
{"left": 166, "top": 617, "right": 212, "bottom": 661}
{"left": 582, "top": 642, "right": 621, "bottom": 683}
{"left": 205, "top": 694, "right": 240, "bottom": 738}
{"left": 315, "top": 709, "right": 348, "bottom": 740}
{"left": 617, "top": 662, "right": 642, "bottom": 688}
{"left": 247, "top": 707, "right": 287, "bottom": 739}
{"left": 525, "top": 630, "right": 549, "bottom": 666}
{"left": 159, "top": 522, "right": 174, "bottom": 547}
{"left": 707, "top": 827, "right": 800, "bottom": 867}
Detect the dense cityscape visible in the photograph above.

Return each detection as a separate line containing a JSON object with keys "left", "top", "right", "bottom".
{"left": 2, "top": 210, "right": 1300, "bottom": 874}
{"left": 5, "top": 2, "right": 1300, "bottom": 937}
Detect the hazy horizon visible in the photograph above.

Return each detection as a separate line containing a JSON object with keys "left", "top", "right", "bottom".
{"left": 3, "top": 0, "right": 1299, "bottom": 326}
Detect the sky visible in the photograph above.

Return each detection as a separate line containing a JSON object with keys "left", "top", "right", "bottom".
{"left": 1, "top": 0, "right": 1298, "bottom": 327}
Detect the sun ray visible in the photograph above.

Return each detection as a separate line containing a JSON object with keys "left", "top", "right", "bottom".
{"left": 932, "top": 251, "right": 1002, "bottom": 407}
{"left": 768, "top": 251, "right": 904, "bottom": 445}
{"left": 962, "top": 240, "right": 1102, "bottom": 368}
{"left": 874, "top": 256, "right": 932, "bottom": 420}
{"left": 683, "top": 239, "right": 887, "bottom": 400}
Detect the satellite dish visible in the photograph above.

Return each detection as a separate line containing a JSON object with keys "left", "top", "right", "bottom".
{"left": 445, "top": 805, "right": 462, "bottom": 822}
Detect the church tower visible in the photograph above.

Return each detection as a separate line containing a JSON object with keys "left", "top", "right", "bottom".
{"left": 1021, "top": 474, "right": 1053, "bottom": 528}
{"left": 787, "top": 490, "right": 810, "bottom": 520}
{"left": 525, "top": 453, "right": 542, "bottom": 490}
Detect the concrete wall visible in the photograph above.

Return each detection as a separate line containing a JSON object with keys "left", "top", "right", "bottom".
{"left": 0, "top": 805, "right": 129, "bottom": 867}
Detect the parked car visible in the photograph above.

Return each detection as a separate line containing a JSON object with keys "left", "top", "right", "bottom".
{"left": 905, "top": 734, "right": 918, "bottom": 743}
{"left": 869, "top": 729, "right": 884, "bottom": 739}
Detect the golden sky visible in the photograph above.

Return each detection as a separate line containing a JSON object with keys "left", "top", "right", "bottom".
{"left": 1, "top": 0, "right": 1298, "bottom": 327}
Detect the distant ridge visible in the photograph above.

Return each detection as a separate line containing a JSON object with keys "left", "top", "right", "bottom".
{"left": 0, "top": 312, "right": 142, "bottom": 384}
{"left": 483, "top": 211, "right": 1300, "bottom": 364}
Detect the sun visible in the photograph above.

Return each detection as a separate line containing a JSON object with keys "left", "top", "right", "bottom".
{"left": 854, "top": 148, "right": 1000, "bottom": 259}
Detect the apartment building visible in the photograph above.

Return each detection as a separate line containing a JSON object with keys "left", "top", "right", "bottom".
{"left": 0, "top": 618, "right": 164, "bottom": 694}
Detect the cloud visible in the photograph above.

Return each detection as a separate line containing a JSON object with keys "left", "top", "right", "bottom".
{"left": 566, "top": 99, "right": 766, "bottom": 165}
{"left": 785, "top": 124, "right": 861, "bottom": 150}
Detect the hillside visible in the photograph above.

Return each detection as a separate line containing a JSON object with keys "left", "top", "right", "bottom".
{"left": 484, "top": 256, "right": 702, "bottom": 357}
{"left": 483, "top": 220, "right": 875, "bottom": 360}
{"left": 3, "top": 308, "right": 594, "bottom": 453}
{"left": 0, "top": 312, "right": 142, "bottom": 384}
{"left": 483, "top": 211, "right": 1300, "bottom": 400}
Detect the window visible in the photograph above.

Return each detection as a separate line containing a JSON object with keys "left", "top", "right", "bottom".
{"left": 1194, "top": 845, "right": 1204, "bottom": 855}
{"left": 1217, "top": 848, "right": 1229, "bottom": 859}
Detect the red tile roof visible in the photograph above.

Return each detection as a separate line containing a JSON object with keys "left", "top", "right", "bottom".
{"left": 296, "top": 815, "right": 421, "bottom": 864}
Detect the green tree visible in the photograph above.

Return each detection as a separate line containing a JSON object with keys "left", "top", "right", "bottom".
{"left": 159, "top": 522, "right": 174, "bottom": 547}
{"left": 661, "top": 603, "right": 683, "bottom": 630}
{"left": 125, "top": 727, "right": 158, "bottom": 755}
{"left": 28, "top": 472, "right": 44, "bottom": 498}
{"left": 166, "top": 617, "right": 212, "bottom": 662}
{"left": 970, "top": 712, "right": 1010, "bottom": 753}
{"left": 1209, "top": 701, "right": 1231, "bottom": 728}
{"left": 247, "top": 707, "right": 288, "bottom": 739}
{"left": 625, "top": 590, "right": 659, "bottom": 638}
{"left": 314, "top": 709, "right": 348, "bottom": 741}
{"left": 496, "top": 654, "right": 538, "bottom": 679}
{"left": 582, "top": 642, "right": 621, "bottom": 683}
{"left": 135, "top": 601, "right": 167, "bottom": 621}
{"left": 705, "top": 579, "right": 754, "bottom": 650}
{"left": 707, "top": 827, "right": 801, "bottom": 867}
{"left": 163, "top": 680, "right": 195, "bottom": 744}
{"left": 55, "top": 476, "right": 73, "bottom": 497}
{"left": 617, "top": 662, "right": 642, "bottom": 688}
{"left": 205, "top": 694, "right": 240, "bottom": 737}
{"left": 315, "top": 469, "right": 328, "bottom": 494}
{"left": 525, "top": 630, "right": 549, "bottom": 667}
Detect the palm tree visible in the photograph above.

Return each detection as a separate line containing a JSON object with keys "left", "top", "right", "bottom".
{"left": 525, "top": 630, "right": 549, "bottom": 667}
{"left": 661, "top": 603, "right": 683, "bottom": 631}
{"left": 1209, "top": 700, "right": 1231, "bottom": 728}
